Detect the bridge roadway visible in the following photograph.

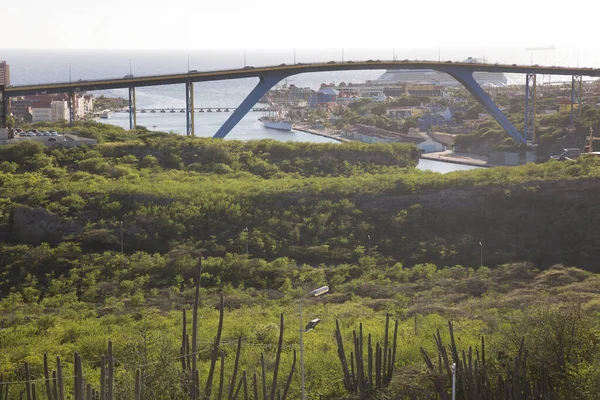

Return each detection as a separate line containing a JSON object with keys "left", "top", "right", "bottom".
{"left": 2, "top": 60, "right": 599, "bottom": 142}
{"left": 4, "top": 61, "right": 600, "bottom": 96}
{"left": 125, "top": 107, "right": 269, "bottom": 113}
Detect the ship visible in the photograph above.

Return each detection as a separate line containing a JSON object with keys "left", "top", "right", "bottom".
{"left": 259, "top": 106, "right": 293, "bottom": 131}
{"left": 376, "top": 57, "right": 507, "bottom": 87}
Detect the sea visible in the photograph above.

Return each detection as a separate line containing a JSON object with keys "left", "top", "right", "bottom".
{"left": 3, "top": 46, "right": 596, "bottom": 172}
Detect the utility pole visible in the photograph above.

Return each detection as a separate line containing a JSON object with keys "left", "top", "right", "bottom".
{"left": 479, "top": 241, "right": 483, "bottom": 267}
{"left": 120, "top": 221, "right": 124, "bottom": 255}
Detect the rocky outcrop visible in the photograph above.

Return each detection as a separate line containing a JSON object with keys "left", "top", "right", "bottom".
{"left": 12, "top": 205, "right": 84, "bottom": 245}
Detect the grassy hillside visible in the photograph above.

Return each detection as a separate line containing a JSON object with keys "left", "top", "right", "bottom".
{"left": 2, "top": 122, "right": 600, "bottom": 398}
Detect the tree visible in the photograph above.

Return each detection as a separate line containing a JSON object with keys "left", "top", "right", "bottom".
{"left": 402, "top": 117, "right": 418, "bottom": 133}
{"left": 452, "top": 111, "right": 465, "bottom": 124}
{"left": 371, "top": 105, "right": 387, "bottom": 117}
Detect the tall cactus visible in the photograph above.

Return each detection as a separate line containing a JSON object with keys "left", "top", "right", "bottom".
{"left": 256, "top": 314, "right": 296, "bottom": 400}
{"left": 43, "top": 353, "right": 53, "bottom": 400}
{"left": 107, "top": 341, "right": 114, "bottom": 400}
{"left": 100, "top": 356, "right": 106, "bottom": 400}
{"left": 135, "top": 369, "right": 141, "bottom": 400}
{"left": 269, "top": 313, "right": 285, "bottom": 400}
{"left": 227, "top": 337, "right": 243, "bottom": 400}
{"left": 0, "top": 373, "right": 7, "bottom": 400}
{"left": 334, "top": 314, "right": 398, "bottom": 397}
{"left": 191, "top": 256, "right": 203, "bottom": 400}
{"left": 204, "top": 293, "right": 225, "bottom": 400}
{"left": 74, "top": 351, "right": 85, "bottom": 400}
{"left": 421, "top": 321, "right": 553, "bottom": 400}
{"left": 24, "top": 362, "right": 32, "bottom": 400}
{"left": 56, "top": 356, "right": 65, "bottom": 400}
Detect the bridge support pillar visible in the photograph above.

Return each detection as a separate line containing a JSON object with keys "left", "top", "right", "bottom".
{"left": 524, "top": 73, "right": 536, "bottom": 143}
{"left": 570, "top": 75, "right": 582, "bottom": 128}
{"left": 441, "top": 67, "right": 527, "bottom": 145}
{"left": 68, "top": 91, "right": 76, "bottom": 126}
{"left": 0, "top": 87, "right": 7, "bottom": 129}
{"left": 213, "top": 74, "right": 291, "bottom": 139}
{"left": 186, "top": 82, "right": 195, "bottom": 136}
{"left": 129, "top": 87, "right": 137, "bottom": 130}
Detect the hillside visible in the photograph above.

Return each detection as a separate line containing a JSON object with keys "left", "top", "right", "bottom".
{"left": 2, "top": 122, "right": 600, "bottom": 399}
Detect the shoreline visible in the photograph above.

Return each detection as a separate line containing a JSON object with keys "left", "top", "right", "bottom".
{"left": 293, "top": 125, "right": 349, "bottom": 143}
{"left": 420, "top": 150, "right": 493, "bottom": 168}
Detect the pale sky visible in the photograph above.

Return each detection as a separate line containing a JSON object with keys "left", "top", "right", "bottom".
{"left": 2, "top": 0, "right": 598, "bottom": 50}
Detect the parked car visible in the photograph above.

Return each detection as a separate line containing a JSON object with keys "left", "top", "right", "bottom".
{"left": 49, "top": 130, "right": 58, "bottom": 135}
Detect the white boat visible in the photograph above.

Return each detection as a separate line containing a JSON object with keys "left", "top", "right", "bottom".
{"left": 259, "top": 106, "right": 293, "bottom": 131}
{"left": 260, "top": 118, "right": 293, "bottom": 131}
{"left": 376, "top": 57, "right": 507, "bottom": 87}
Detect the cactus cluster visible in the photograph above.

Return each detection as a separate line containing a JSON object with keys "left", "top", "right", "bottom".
{"left": 421, "top": 321, "right": 553, "bottom": 400}
{"left": 3, "top": 256, "right": 298, "bottom": 399}
{"left": 334, "top": 314, "right": 398, "bottom": 398}
{"left": 13, "top": 339, "right": 116, "bottom": 400}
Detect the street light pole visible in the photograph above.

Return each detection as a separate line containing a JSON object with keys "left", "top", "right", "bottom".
{"left": 120, "top": 221, "right": 124, "bottom": 255}
{"left": 451, "top": 363, "right": 456, "bottom": 400}
{"left": 299, "top": 286, "right": 329, "bottom": 400}
{"left": 299, "top": 296, "right": 305, "bottom": 400}
{"left": 479, "top": 241, "right": 483, "bottom": 267}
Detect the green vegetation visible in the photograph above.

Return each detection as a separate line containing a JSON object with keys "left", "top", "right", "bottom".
{"left": 2, "top": 122, "right": 600, "bottom": 398}
{"left": 92, "top": 96, "right": 128, "bottom": 112}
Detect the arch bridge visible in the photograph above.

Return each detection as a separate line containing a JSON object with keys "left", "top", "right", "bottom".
{"left": 2, "top": 61, "right": 598, "bottom": 144}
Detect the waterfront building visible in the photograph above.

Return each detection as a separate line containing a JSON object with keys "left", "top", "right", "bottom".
{"left": 32, "top": 102, "right": 52, "bottom": 122}
{"left": 51, "top": 101, "right": 69, "bottom": 121}
{"left": 418, "top": 114, "right": 449, "bottom": 131}
{"left": 10, "top": 100, "right": 33, "bottom": 122}
{"left": 0, "top": 61, "right": 9, "bottom": 86}
{"left": 19, "top": 93, "right": 88, "bottom": 121}
{"left": 386, "top": 107, "right": 414, "bottom": 119}
{"left": 406, "top": 84, "right": 448, "bottom": 99}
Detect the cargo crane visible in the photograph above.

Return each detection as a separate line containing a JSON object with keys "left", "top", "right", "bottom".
{"left": 582, "top": 128, "right": 599, "bottom": 154}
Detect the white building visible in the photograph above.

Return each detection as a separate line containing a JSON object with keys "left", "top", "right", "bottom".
{"left": 51, "top": 101, "right": 69, "bottom": 121}
{"left": 32, "top": 107, "right": 52, "bottom": 122}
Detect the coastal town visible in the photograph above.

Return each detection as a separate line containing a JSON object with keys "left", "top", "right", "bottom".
{"left": 3, "top": 58, "right": 600, "bottom": 166}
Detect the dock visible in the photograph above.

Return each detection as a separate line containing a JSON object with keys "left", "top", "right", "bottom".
{"left": 420, "top": 150, "right": 493, "bottom": 167}
{"left": 293, "top": 124, "right": 349, "bottom": 143}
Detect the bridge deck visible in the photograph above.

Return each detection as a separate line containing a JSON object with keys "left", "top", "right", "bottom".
{"left": 4, "top": 61, "right": 599, "bottom": 97}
